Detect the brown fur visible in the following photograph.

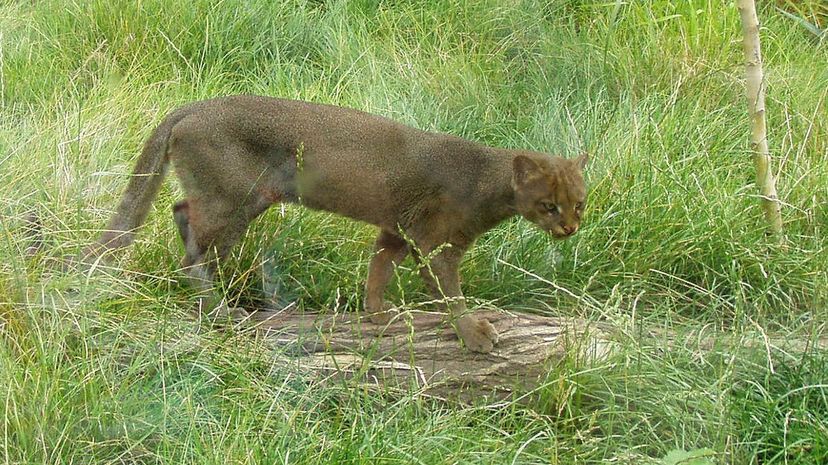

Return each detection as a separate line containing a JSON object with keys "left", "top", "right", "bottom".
{"left": 92, "top": 96, "right": 588, "bottom": 353}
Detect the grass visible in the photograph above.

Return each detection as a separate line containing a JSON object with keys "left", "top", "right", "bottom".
{"left": 1, "top": 0, "right": 827, "bottom": 463}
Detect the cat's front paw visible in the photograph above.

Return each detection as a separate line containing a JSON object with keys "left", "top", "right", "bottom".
{"left": 457, "top": 315, "right": 498, "bottom": 353}
{"left": 366, "top": 301, "right": 399, "bottom": 325}
{"left": 208, "top": 302, "right": 250, "bottom": 322}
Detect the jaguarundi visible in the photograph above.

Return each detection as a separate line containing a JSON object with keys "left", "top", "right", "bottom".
{"left": 87, "top": 96, "right": 588, "bottom": 353}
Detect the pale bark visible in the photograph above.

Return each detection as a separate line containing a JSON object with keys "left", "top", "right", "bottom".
{"left": 250, "top": 309, "right": 613, "bottom": 402}
{"left": 234, "top": 308, "right": 827, "bottom": 402}
{"left": 737, "top": 0, "right": 784, "bottom": 235}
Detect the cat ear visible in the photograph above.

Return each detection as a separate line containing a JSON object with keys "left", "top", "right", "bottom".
{"left": 512, "top": 155, "right": 541, "bottom": 187}
{"left": 575, "top": 152, "right": 589, "bottom": 170}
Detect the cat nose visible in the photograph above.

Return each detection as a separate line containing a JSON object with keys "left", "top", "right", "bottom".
{"left": 562, "top": 225, "right": 578, "bottom": 235}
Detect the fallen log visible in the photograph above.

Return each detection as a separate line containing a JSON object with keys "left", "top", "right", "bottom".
{"left": 247, "top": 308, "right": 614, "bottom": 402}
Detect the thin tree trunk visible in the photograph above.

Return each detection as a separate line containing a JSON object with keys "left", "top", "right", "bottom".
{"left": 737, "top": 0, "right": 783, "bottom": 235}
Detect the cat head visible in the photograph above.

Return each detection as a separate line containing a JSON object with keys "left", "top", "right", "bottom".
{"left": 511, "top": 153, "right": 588, "bottom": 239}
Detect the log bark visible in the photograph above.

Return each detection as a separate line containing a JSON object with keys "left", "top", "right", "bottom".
{"left": 737, "top": 0, "right": 784, "bottom": 235}
{"left": 248, "top": 309, "right": 613, "bottom": 402}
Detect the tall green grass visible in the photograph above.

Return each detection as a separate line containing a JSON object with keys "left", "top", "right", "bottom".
{"left": 2, "top": 0, "right": 827, "bottom": 463}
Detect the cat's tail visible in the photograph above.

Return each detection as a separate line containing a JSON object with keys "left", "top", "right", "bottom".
{"left": 25, "top": 107, "right": 191, "bottom": 267}
{"left": 88, "top": 108, "right": 191, "bottom": 258}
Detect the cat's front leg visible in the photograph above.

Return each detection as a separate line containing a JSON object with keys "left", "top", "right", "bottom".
{"left": 419, "top": 243, "right": 498, "bottom": 353}
{"left": 364, "top": 230, "right": 410, "bottom": 324}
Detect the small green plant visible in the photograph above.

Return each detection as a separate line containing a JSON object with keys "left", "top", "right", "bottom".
{"left": 661, "top": 448, "right": 717, "bottom": 465}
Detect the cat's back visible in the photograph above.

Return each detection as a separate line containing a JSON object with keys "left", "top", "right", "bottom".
{"left": 181, "top": 95, "right": 417, "bottom": 146}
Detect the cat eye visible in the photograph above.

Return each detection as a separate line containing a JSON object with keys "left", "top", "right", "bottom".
{"left": 542, "top": 202, "right": 559, "bottom": 214}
